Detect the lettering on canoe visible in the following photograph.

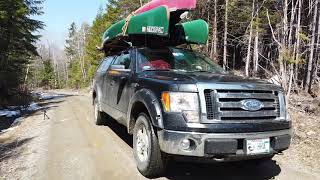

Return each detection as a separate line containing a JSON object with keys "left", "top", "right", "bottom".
{"left": 142, "top": 26, "right": 164, "bottom": 34}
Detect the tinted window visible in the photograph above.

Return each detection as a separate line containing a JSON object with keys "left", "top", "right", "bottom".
{"left": 97, "top": 56, "right": 113, "bottom": 73}
{"left": 136, "top": 47, "right": 227, "bottom": 74}
{"left": 112, "top": 52, "right": 131, "bottom": 69}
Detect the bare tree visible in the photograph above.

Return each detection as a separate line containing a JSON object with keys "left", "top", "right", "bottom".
{"left": 305, "top": 0, "right": 319, "bottom": 91}
{"left": 245, "top": 0, "right": 256, "bottom": 76}
{"left": 206, "top": 0, "right": 211, "bottom": 53}
{"left": 309, "top": 1, "right": 320, "bottom": 92}
{"left": 287, "top": 0, "right": 299, "bottom": 96}
{"left": 210, "top": 0, "right": 218, "bottom": 61}
{"left": 253, "top": 26, "right": 259, "bottom": 73}
{"left": 223, "top": 0, "right": 229, "bottom": 69}
{"left": 295, "top": 0, "right": 302, "bottom": 81}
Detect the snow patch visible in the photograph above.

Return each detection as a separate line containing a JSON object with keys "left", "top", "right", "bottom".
{"left": 0, "top": 127, "right": 16, "bottom": 133}
{"left": 0, "top": 110, "right": 21, "bottom": 118}
{"left": 39, "top": 93, "right": 66, "bottom": 100}
{"left": 26, "top": 102, "right": 41, "bottom": 111}
{"left": 12, "top": 117, "right": 25, "bottom": 126}
{"left": 0, "top": 102, "right": 42, "bottom": 120}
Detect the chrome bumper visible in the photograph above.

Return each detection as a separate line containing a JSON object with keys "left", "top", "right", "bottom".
{"left": 158, "top": 129, "right": 292, "bottom": 159}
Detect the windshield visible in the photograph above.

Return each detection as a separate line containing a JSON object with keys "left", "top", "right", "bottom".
{"left": 136, "top": 47, "right": 227, "bottom": 74}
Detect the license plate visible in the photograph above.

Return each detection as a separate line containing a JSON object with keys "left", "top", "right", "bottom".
{"left": 246, "top": 138, "right": 270, "bottom": 155}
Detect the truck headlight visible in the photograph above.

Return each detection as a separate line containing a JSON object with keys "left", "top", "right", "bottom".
{"left": 161, "top": 92, "right": 200, "bottom": 123}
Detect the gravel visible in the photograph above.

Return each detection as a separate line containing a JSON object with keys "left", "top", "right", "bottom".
{"left": 0, "top": 109, "right": 51, "bottom": 180}
{"left": 276, "top": 94, "right": 320, "bottom": 175}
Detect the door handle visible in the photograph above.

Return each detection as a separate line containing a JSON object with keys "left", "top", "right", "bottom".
{"left": 110, "top": 80, "right": 115, "bottom": 86}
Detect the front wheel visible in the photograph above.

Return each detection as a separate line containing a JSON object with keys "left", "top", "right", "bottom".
{"left": 133, "top": 113, "right": 168, "bottom": 178}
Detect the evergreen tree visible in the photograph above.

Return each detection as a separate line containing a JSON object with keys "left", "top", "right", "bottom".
{"left": 84, "top": 0, "right": 141, "bottom": 83}
{"left": 65, "top": 22, "right": 77, "bottom": 61}
{"left": 64, "top": 22, "right": 91, "bottom": 88}
{"left": 0, "top": 0, "right": 44, "bottom": 106}
{"left": 85, "top": 11, "right": 111, "bottom": 82}
{"left": 40, "top": 59, "right": 55, "bottom": 89}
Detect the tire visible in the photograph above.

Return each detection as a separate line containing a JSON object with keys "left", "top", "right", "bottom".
{"left": 133, "top": 113, "right": 168, "bottom": 178}
{"left": 93, "top": 98, "right": 106, "bottom": 125}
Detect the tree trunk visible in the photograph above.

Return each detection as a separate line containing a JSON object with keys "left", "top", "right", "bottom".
{"left": 83, "top": 30, "right": 87, "bottom": 80}
{"left": 308, "top": 2, "right": 320, "bottom": 92}
{"left": 210, "top": 0, "right": 218, "bottom": 61}
{"left": 278, "top": 0, "right": 289, "bottom": 92}
{"left": 283, "top": 0, "right": 289, "bottom": 46}
{"left": 288, "top": 0, "right": 299, "bottom": 47}
{"left": 305, "top": 0, "right": 318, "bottom": 92}
{"left": 316, "top": 7, "right": 320, "bottom": 66}
{"left": 295, "top": 0, "right": 302, "bottom": 81}
{"left": 223, "top": 0, "right": 229, "bottom": 69}
{"left": 78, "top": 29, "right": 87, "bottom": 81}
{"left": 253, "top": 30, "right": 259, "bottom": 73}
{"left": 287, "top": 0, "right": 299, "bottom": 97}
{"left": 245, "top": 0, "right": 255, "bottom": 76}
{"left": 24, "top": 64, "right": 30, "bottom": 91}
{"left": 65, "top": 62, "right": 69, "bottom": 87}
{"left": 206, "top": 4, "right": 210, "bottom": 54}
{"left": 56, "top": 63, "right": 61, "bottom": 88}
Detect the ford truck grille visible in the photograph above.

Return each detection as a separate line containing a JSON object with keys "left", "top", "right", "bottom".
{"left": 204, "top": 89, "right": 280, "bottom": 121}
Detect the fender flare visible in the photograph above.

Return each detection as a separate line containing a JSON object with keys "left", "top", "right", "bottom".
{"left": 92, "top": 84, "right": 102, "bottom": 109}
{"left": 127, "top": 89, "right": 163, "bottom": 134}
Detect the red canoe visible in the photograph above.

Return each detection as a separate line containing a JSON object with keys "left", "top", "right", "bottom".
{"left": 135, "top": 0, "right": 197, "bottom": 14}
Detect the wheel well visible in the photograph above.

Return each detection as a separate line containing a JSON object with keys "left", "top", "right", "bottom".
{"left": 92, "top": 90, "right": 97, "bottom": 105}
{"left": 129, "top": 101, "right": 150, "bottom": 134}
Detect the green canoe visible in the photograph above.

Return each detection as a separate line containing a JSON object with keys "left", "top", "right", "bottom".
{"left": 178, "top": 19, "right": 208, "bottom": 44}
{"left": 101, "top": 6, "right": 209, "bottom": 53}
{"left": 102, "top": 6, "right": 170, "bottom": 43}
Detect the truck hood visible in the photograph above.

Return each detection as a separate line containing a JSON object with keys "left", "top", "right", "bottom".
{"left": 143, "top": 71, "right": 271, "bottom": 84}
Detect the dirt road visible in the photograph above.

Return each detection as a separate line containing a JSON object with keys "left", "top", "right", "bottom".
{"left": 1, "top": 91, "right": 319, "bottom": 180}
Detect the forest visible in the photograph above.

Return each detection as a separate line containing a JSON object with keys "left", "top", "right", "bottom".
{"left": 1, "top": 0, "right": 320, "bottom": 106}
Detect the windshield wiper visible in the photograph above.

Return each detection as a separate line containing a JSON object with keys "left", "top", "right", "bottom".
{"left": 189, "top": 70, "right": 210, "bottom": 73}
{"left": 143, "top": 69, "right": 172, "bottom": 72}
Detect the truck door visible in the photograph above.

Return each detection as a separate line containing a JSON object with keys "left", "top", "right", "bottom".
{"left": 100, "top": 56, "right": 114, "bottom": 107}
{"left": 106, "top": 51, "right": 132, "bottom": 112}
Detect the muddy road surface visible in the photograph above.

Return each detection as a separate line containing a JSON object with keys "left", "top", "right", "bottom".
{"left": 3, "top": 91, "right": 318, "bottom": 180}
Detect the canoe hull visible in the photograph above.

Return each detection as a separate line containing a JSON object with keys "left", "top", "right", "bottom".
{"left": 135, "top": 0, "right": 197, "bottom": 14}
{"left": 179, "top": 19, "right": 209, "bottom": 44}
{"left": 101, "top": 0, "right": 209, "bottom": 54}
{"left": 129, "top": 6, "right": 169, "bottom": 36}
{"left": 102, "top": 6, "right": 170, "bottom": 43}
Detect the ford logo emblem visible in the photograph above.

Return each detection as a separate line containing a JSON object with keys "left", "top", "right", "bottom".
{"left": 241, "top": 99, "right": 264, "bottom": 111}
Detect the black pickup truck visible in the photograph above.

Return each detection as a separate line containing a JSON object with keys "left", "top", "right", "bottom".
{"left": 92, "top": 46, "right": 292, "bottom": 177}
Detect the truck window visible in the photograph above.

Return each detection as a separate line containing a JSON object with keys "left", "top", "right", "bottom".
{"left": 97, "top": 56, "right": 113, "bottom": 73}
{"left": 137, "top": 47, "right": 227, "bottom": 74}
{"left": 112, "top": 52, "right": 131, "bottom": 69}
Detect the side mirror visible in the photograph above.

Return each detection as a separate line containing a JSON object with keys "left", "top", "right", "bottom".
{"left": 108, "top": 65, "right": 131, "bottom": 76}
{"left": 110, "top": 65, "right": 126, "bottom": 70}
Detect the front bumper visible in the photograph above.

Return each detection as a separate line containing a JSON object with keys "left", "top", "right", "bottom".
{"left": 158, "top": 129, "right": 292, "bottom": 160}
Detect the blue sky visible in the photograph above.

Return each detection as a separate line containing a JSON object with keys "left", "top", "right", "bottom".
{"left": 36, "top": 0, "right": 107, "bottom": 48}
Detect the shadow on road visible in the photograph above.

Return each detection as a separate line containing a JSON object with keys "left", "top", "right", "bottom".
{"left": 165, "top": 160, "right": 281, "bottom": 180}
{"left": 104, "top": 118, "right": 133, "bottom": 148}
{"left": 104, "top": 118, "right": 281, "bottom": 180}
{"left": 0, "top": 137, "right": 34, "bottom": 162}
